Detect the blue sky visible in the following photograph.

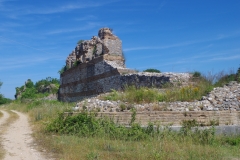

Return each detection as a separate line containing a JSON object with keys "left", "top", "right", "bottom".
{"left": 0, "top": 0, "right": 240, "bottom": 99}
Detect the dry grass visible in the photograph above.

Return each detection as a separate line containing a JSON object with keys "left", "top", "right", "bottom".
{"left": 0, "top": 112, "right": 3, "bottom": 118}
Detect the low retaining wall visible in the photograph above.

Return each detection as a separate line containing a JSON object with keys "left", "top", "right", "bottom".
{"left": 66, "top": 111, "right": 240, "bottom": 126}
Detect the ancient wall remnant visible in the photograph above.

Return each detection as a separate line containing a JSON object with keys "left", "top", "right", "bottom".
{"left": 66, "top": 28, "right": 123, "bottom": 69}
{"left": 59, "top": 28, "right": 192, "bottom": 102}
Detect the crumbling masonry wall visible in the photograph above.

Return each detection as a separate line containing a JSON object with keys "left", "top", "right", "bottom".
{"left": 59, "top": 55, "right": 191, "bottom": 102}
{"left": 59, "top": 28, "right": 191, "bottom": 102}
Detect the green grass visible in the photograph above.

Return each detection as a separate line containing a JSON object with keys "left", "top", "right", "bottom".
{"left": 102, "top": 78, "right": 213, "bottom": 103}
{"left": 3, "top": 101, "right": 240, "bottom": 160}
{"left": 103, "top": 69, "right": 240, "bottom": 104}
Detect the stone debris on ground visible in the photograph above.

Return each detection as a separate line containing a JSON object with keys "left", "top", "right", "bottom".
{"left": 74, "top": 81, "right": 240, "bottom": 112}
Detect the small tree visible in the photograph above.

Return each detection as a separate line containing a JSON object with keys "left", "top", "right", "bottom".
{"left": 25, "top": 79, "right": 34, "bottom": 88}
{"left": 77, "top": 40, "right": 84, "bottom": 45}
{"left": 143, "top": 68, "right": 161, "bottom": 73}
{"left": 192, "top": 71, "right": 201, "bottom": 78}
{"left": 0, "top": 81, "right": 2, "bottom": 89}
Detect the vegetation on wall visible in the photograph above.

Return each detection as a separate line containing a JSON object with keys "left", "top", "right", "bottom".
{"left": 213, "top": 67, "right": 240, "bottom": 87}
{"left": 58, "top": 65, "right": 69, "bottom": 75}
{"left": 143, "top": 68, "right": 161, "bottom": 73}
{"left": 103, "top": 68, "right": 240, "bottom": 103}
{"left": 77, "top": 39, "right": 84, "bottom": 45}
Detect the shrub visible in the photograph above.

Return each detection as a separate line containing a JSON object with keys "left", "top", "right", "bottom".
{"left": 77, "top": 39, "right": 84, "bottom": 44}
{"left": 21, "top": 88, "right": 37, "bottom": 99}
{"left": 58, "top": 65, "right": 69, "bottom": 74}
{"left": 236, "top": 66, "right": 240, "bottom": 82}
{"left": 25, "top": 79, "right": 34, "bottom": 88}
{"left": 73, "top": 60, "right": 80, "bottom": 67}
{"left": 143, "top": 68, "right": 161, "bottom": 73}
{"left": 214, "top": 74, "right": 236, "bottom": 87}
{"left": 192, "top": 71, "right": 201, "bottom": 78}
{"left": 46, "top": 111, "right": 157, "bottom": 141}
{"left": 0, "top": 94, "right": 12, "bottom": 105}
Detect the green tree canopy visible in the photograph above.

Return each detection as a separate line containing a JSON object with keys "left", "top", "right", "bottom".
{"left": 143, "top": 68, "right": 161, "bottom": 73}
{"left": 0, "top": 81, "right": 11, "bottom": 105}
{"left": 25, "top": 79, "right": 34, "bottom": 88}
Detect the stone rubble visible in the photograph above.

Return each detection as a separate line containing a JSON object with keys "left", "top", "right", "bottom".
{"left": 74, "top": 81, "right": 240, "bottom": 112}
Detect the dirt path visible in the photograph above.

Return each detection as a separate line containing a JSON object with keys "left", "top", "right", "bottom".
{"left": 0, "top": 110, "right": 49, "bottom": 160}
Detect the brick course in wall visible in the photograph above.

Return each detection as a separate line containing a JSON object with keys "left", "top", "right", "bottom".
{"left": 65, "top": 111, "right": 240, "bottom": 126}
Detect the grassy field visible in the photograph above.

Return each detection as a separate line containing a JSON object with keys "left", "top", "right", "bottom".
{"left": 1, "top": 100, "right": 240, "bottom": 160}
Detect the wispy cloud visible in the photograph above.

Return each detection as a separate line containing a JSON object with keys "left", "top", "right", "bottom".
{"left": 26, "top": 3, "right": 101, "bottom": 15}
{"left": 124, "top": 31, "right": 240, "bottom": 52}
{"left": 207, "top": 54, "right": 240, "bottom": 61}
{"left": 0, "top": 54, "right": 65, "bottom": 71}
{"left": 135, "top": 48, "right": 240, "bottom": 70}
{"left": 1, "top": 1, "right": 119, "bottom": 18}
{"left": 0, "top": 36, "right": 53, "bottom": 54}
{"left": 157, "top": 0, "right": 168, "bottom": 11}
{"left": 74, "top": 15, "right": 97, "bottom": 21}
{"left": 124, "top": 41, "right": 199, "bottom": 51}
{"left": 46, "top": 22, "right": 100, "bottom": 35}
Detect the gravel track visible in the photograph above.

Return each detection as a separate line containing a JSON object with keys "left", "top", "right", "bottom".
{"left": 0, "top": 110, "right": 48, "bottom": 160}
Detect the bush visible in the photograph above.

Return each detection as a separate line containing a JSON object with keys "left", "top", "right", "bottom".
{"left": 58, "top": 65, "right": 69, "bottom": 74}
{"left": 192, "top": 71, "right": 201, "bottom": 78}
{"left": 73, "top": 60, "right": 80, "bottom": 67}
{"left": 0, "top": 94, "right": 12, "bottom": 105}
{"left": 143, "top": 68, "right": 161, "bottom": 73}
{"left": 236, "top": 66, "right": 240, "bottom": 82}
{"left": 25, "top": 79, "right": 34, "bottom": 88}
{"left": 21, "top": 88, "right": 37, "bottom": 99}
{"left": 46, "top": 111, "right": 160, "bottom": 141}
{"left": 214, "top": 74, "right": 236, "bottom": 87}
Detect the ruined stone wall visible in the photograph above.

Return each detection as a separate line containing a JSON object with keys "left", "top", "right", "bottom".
{"left": 59, "top": 55, "right": 121, "bottom": 102}
{"left": 59, "top": 28, "right": 191, "bottom": 102}
{"left": 102, "top": 39, "right": 122, "bottom": 56}
{"left": 59, "top": 55, "right": 191, "bottom": 102}
{"left": 66, "top": 28, "right": 123, "bottom": 68}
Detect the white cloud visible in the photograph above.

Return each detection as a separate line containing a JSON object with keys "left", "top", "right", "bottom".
{"left": 46, "top": 22, "right": 100, "bottom": 35}
{"left": 1, "top": 1, "right": 119, "bottom": 18}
